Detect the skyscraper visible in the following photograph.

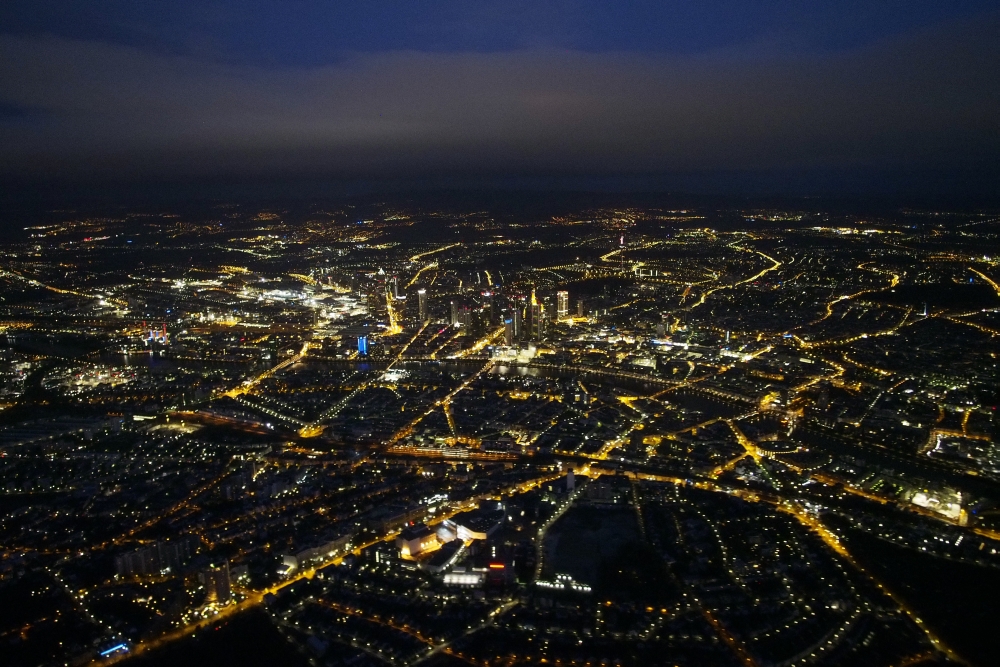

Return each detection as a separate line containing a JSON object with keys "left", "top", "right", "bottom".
{"left": 450, "top": 300, "right": 459, "bottom": 326}
{"left": 557, "top": 291, "right": 568, "bottom": 319}
{"left": 529, "top": 289, "right": 542, "bottom": 339}
{"left": 530, "top": 302, "right": 543, "bottom": 340}
{"left": 513, "top": 305, "right": 522, "bottom": 340}
{"left": 504, "top": 318, "right": 513, "bottom": 345}
{"left": 418, "top": 289, "right": 427, "bottom": 321}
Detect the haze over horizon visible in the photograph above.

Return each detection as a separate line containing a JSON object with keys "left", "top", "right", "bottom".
{"left": 2, "top": 1, "right": 999, "bottom": 200}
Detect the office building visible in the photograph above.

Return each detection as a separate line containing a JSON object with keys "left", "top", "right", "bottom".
{"left": 557, "top": 291, "right": 568, "bottom": 319}
{"left": 530, "top": 302, "right": 543, "bottom": 340}
{"left": 417, "top": 289, "right": 427, "bottom": 321}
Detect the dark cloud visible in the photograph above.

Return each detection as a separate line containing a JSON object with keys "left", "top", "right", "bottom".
{"left": 0, "top": 13, "right": 997, "bottom": 186}
{"left": 3, "top": 1, "right": 997, "bottom": 63}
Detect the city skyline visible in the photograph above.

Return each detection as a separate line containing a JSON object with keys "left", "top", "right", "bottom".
{"left": 2, "top": 4, "right": 1000, "bottom": 667}
{"left": 0, "top": 197, "right": 999, "bottom": 666}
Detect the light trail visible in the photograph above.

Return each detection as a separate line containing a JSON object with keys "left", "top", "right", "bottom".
{"left": 428, "top": 328, "right": 462, "bottom": 359}
{"left": 409, "top": 243, "right": 461, "bottom": 263}
{"left": 405, "top": 242, "right": 461, "bottom": 289}
{"left": 409, "top": 599, "right": 518, "bottom": 666}
{"left": 841, "top": 352, "right": 894, "bottom": 377}
{"left": 702, "top": 608, "right": 759, "bottom": 667}
{"left": 405, "top": 261, "right": 438, "bottom": 289}
{"left": 448, "top": 325, "right": 504, "bottom": 359}
{"left": 443, "top": 400, "right": 457, "bottom": 438}
{"left": 385, "top": 287, "right": 403, "bottom": 335}
{"left": 387, "top": 360, "right": 496, "bottom": 445}
{"left": 223, "top": 340, "right": 310, "bottom": 398}
{"left": 796, "top": 307, "right": 913, "bottom": 350}
{"left": 1, "top": 267, "right": 128, "bottom": 307}
{"left": 969, "top": 267, "right": 1000, "bottom": 297}
{"left": 299, "top": 322, "right": 429, "bottom": 436}
{"left": 688, "top": 247, "right": 782, "bottom": 310}
{"left": 533, "top": 482, "right": 585, "bottom": 580}
{"left": 946, "top": 315, "right": 1000, "bottom": 337}
{"left": 774, "top": 501, "right": 966, "bottom": 665}
{"left": 798, "top": 262, "right": 902, "bottom": 329}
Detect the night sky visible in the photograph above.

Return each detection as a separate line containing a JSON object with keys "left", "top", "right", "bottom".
{"left": 1, "top": 1, "right": 998, "bottom": 196}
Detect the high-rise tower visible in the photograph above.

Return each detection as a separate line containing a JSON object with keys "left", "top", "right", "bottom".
{"left": 530, "top": 289, "right": 543, "bottom": 340}
{"left": 417, "top": 289, "right": 427, "bottom": 321}
{"left": 557, "top": 291, "right": 568, "bottom": 319}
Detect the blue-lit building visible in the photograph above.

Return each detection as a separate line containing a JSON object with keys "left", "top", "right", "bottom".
{"left": 358, "top": 335, "right": 368, "bottom": 355}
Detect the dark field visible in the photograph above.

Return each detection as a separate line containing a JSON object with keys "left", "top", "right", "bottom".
{"left": 839, "top": 527, "right": 1000, "bottom": 667}
{"left": 129, "top": 609, "right": 310, "bottom": 667}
